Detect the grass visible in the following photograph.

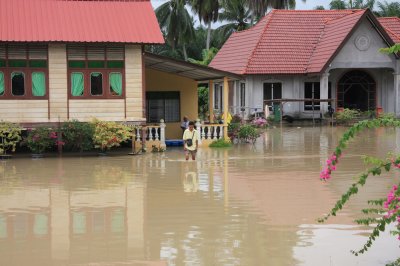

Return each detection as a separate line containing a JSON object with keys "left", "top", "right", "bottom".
{"left": 209, "top": 139, "right": 232, "bottom": 148}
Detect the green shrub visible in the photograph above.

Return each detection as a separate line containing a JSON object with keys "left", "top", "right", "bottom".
{"left": 335, "top": 108, "right": 361, "bottom": 122}
{"left": 209, "top": 139, "right": 232, "bottom": 148}
{"left": 0, "top": 122, "right": 22, "bottom": 155}
{"left": 379, "top": 112, "right": 396, "bottom": 120}
{"left": 238, "top": 124, "right": 260, "bottom": 143}
{"left": 62, "top": 120, "right": 94, "bottom": 152}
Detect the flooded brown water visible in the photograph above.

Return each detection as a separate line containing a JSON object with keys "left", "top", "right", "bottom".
{"left": 0, "top": 126, "right": 399, "bottom": 266}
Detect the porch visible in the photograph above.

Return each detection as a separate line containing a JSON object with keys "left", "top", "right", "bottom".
{"left": 143, "top": 53, "right": 242, "bottom": 147}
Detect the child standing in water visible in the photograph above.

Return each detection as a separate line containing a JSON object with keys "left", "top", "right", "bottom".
{"left": 183, "top": 121, "right": 198, "bottom": 161}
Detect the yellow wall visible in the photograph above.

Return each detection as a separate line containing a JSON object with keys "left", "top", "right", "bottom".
{"left": 146, "top": 69, "right": 198, "bottom": 139}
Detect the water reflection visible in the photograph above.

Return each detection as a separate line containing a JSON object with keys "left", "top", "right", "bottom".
{"left": 0, "top": 127, "right": 399, "bottom": 265}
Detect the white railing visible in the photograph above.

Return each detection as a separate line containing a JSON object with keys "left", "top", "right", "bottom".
{"left": 130, "top": 120, "right": 166, "bottom": 148}
{"left": 195, "top": 120, "right": 225, "bottom": 142}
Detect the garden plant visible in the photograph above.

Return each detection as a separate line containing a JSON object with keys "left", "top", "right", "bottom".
{"left": 92, "top": 120, "right": 131, "bottom": 153}
{"left": 0, "top": 122, "right": 22, "bottom": 156}
{"left": 62, "top": 120, "right": 94, "bottom": 152}
{"left": 25, "top": 127, "right": 58, "bottom": 154}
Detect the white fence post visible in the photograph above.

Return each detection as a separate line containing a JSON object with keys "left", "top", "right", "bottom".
{"left": 160, "top": 119, "right": 166, "bottom": 149}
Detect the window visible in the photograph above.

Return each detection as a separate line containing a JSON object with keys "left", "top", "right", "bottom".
{"left": 71, "top": 72, "right": 84, "bottom": 96}
{"left": 240, "top": 83, "right": 245, "bottom": 107}
{"left": 109, "top": 72, "right": 122, "bottom": 96}
{"left": 214, "top": 84, "right": 222, "bottom": 110}
{"left": 67, "top": 44, "right": 124, "bottom": 98}
{"left": 263, "top": 83, "right": 282, "bottom": 105}
{"left": 11, "top": 72, "right": 25, "bottom": 96}
{"left": 304, "top": 82, "right": 331, "bottom": 111}
{"left": 146, "top": 92, "right": 180, "bottom": 123}
{"left": 90, "top": 72, "right": 103, "bottom": 96}
{"left": 32, "top": 72, "right": 46, "bottom": 96}
{"left": 0, "top": 44, "right": 48, "bottom": 99}
{"left": 0, "top": 72, "right": 4, "bottom": 96}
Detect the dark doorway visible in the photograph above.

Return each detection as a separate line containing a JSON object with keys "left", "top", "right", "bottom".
{"left": 337, "top": 70, "right": 376, "bottom": 111}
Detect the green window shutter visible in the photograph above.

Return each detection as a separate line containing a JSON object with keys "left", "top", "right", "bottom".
{"left": 9, "top": 60, "right": 27, "bottom": 67}
{"left": 0, "top": 72, "right": 4, "bottom": 96}
{"left": 0, "top": 60, "right": 5, "bottom": 67}
{"left": 109, "top": 73, "right": 122, "bottom": 96}
{"left": 71, "top": 72, "right": 84, "bottom": 96}
{"left": 32, "top": 72, "right": 46, "bottom": 96}
{"left": 29, "top": 60, "right": 47, "bottom": 68}
{"left": 68, "top": 61, "right": 86, "bottom": 68}
{"left": 107, "top": 61, "right": 124, "bottom": 68}
{"left": 88, "top": 61, "right": 105, "bottom": 68}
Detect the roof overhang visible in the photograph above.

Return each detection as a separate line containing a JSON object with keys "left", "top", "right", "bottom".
{"left": 144, "top": 52, "right": 243, "bottom": 82}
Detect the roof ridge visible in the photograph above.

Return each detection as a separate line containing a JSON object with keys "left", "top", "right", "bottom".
{"left": 243, "top": 10, "right": 276, "bottom": 74}
{"left": 306, "top": 22, "right": 328, "bottom": 73}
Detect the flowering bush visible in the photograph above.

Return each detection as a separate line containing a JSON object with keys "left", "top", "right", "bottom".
{"left": 0, "top": 122, "right": 22, "bottom": 155}
{"left": 25, "top": 127, "right": 58, "bottom": 154}
{"left": 252, "top": 117, "right": 268, "bottom": 128}
{"left": 319, "top": 117, "right": 400, "bottom": 256}
{"left": 92, "top": 120, "right": 131, "bottom": 152}
{"left": 62, "top": 120, "right": 94, "bottom": 152}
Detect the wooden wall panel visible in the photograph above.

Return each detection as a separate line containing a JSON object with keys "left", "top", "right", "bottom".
{"left": 48, "top": 44, "right": 68, "bottom": 122}
{"left": 125, "top": 45, "right": 145, "bottom": 121}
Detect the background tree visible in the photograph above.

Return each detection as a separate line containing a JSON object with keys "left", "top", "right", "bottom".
{"left": 377, "top": 0, "right": 400, "bottom": 17}
{"left": 329, "top": 0, "right": 375, "bottom": 9}
{"left": 217, "top": 0, "right": 252, "bottom": 41}
{"left": 330, "top": 0, "right": 347, "bottom": 9}
{"left": 155, "top": 0, "right": 195, "bottom": 60}
{"left": 190, "top": 0, "right": 220, "bottom": 50}
{"left": 314, "top": 5, "right": 326, "bottom": 10}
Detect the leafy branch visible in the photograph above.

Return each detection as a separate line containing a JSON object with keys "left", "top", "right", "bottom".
{"left": 318, "top": 117, "right": 400, "bottom": 255}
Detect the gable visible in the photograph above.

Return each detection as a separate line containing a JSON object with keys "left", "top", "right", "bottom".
{"left": 329, "top": 17, "right": 397, "bottom": 70}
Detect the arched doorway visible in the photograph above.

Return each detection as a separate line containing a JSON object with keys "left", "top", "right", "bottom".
{"left": 337, "top": 70, "right": 376, "bottom": 111}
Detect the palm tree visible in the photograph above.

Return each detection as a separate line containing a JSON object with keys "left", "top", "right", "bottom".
{"left": 329, "top": 0, "right": 347, "bottom": 9}
{"left": 217, "top": 0, "right": 252, "bottom": 40}
{"left": 349, "top": 0, "right": 375, "bottom": 9}
{"left": 246, "top": 0, "right": 306, "bottom": 23}
{"left": 156, "top": 0, "right": 195, "bottom": 60}
{"left": 330, "top": 0, "right": 375, "bottom": 10}
{"left": 377, "top": 0, "right": 400, "bottom": 17}
{"left": 190, "top": 0, "right": 220, "bottom": 50}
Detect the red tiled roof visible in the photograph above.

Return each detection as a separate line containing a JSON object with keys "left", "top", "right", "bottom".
{"left": 207, "top": 15, "right": 271, "bottom": 74}
{"left": 0, "top": 0, "right": 164, "bottom": 44}
{"left": 210, "top": 9, "right": 393, "bottom": 75}
{"left": 378, "top": 17, "right": 400, "bottom": 43}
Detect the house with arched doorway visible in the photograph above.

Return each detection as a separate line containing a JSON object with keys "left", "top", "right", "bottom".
{"left": 210, "top": 9, "right": 400, "bottom": 118}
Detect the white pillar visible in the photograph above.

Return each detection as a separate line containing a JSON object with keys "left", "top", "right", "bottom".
{"left": 195, "top": 119, "right": 202, "bottom": 144}
{"left": 394, "top": 73, "right": 400, "bottom": 117}
{"left": 160, "top": 119, "right": 166, "bottom": 149}
{"left": 320, "top": 72, "right": 330, "bottom": 115}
